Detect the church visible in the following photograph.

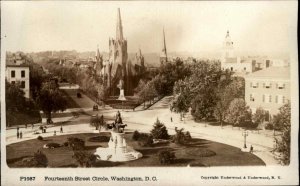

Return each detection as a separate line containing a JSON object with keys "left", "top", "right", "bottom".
{"left": 94, "top": 8, "right": 146, "bottom": 96}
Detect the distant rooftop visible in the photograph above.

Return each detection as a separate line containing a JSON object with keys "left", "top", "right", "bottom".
{"left": 245, "top": 66, "right": 290, "bottom": 80}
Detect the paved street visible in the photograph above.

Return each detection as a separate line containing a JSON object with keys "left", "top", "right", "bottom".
{"left": 5, "top": 87, "right": 280, "bottom": 165}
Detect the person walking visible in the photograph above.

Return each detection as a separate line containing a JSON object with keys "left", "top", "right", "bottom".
{"left": 171, "top": 117, "right": 173, "bottom": 122}
{"left": 25, "top": 124, "right": 27, "bottom": 129}
{"left": 250, "top": 145, "right": 254, "bottom": 153}
{"left": 54, "top": 130, "right": 56, "bottom": 136}
{"left": 32, "top": 124, "right": 34, "bottom": 129}
{"left": 60, "top": 126, "right": 63, "bottom": 133}
{"left": 20, "top": 131, "right": 23, "bottom": 139}
{"left": 17, "top": 131, "right": 19, "bottom": 139}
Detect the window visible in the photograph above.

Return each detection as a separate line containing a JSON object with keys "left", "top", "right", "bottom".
{"left": 283, "top": 96, "right": 286, "bottom": 103}
{"left": 265, "top": 82, "right": 271, "bottom": 88}
{"left": 262, "top": 94, "right": 265, "bottom": 102}
{"left": 11, "top": 70, "right": 15, "bottom": 78}
{"left": 275, "top": 95, "right": 278, "bottom": 103}
{"left": 269, "top": 95, "right": 272, "bottom": 103}
{"left": 252, "top": 82, "right": 258, "bottom": 88}
{"left": 278, "top": 82, "right": 285, "bottom": 89}
{"left": 21, "top": 70, "right": 25, "bottom": 78}
{"left": 250, "top": 94, "right": 255, "bottom": 102}
{"left": 11, "top": 81, "right": 15, "bottom": 85}
{"left": 20, "top": 81, "right": 25, "bottom": 88}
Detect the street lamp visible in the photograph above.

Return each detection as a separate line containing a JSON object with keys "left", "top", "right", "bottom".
{"left": 242, "top": 130, "right": 249, "bottom": 149}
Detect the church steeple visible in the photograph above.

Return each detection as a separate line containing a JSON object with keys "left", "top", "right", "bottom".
{"left": 160, "top": 28, "right": 168, "bottom": 64}
{"left": 116, "top": 8, "right": 123, "bottom": 41}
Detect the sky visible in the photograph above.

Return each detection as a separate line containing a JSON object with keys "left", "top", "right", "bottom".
{"left": 1, "top": 1, "right": 298, "bottom": 55}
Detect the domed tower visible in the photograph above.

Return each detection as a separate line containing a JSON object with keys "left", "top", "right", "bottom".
{"left": 222, "top": 30, "right": 234, "bottom": 62}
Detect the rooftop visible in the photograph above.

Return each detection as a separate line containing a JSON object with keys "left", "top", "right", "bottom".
{"left": 245, "top": 66, "right": 290, "bottom": 79}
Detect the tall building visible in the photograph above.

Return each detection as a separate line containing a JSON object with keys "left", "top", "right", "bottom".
{"left": 100, "top": 8, "right": 145, "bottom": 96}
{"left": 160, "top": 28, "right": 168, "bottom": 64}
{"left": 245, "top": 66, "right": 290, "bottom": 122}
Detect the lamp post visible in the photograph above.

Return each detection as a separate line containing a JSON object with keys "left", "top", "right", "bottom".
{"left": 242, "top": 130, "right": 249, "bottom": 149}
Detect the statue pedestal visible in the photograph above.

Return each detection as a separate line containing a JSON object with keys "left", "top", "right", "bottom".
{"left": 94, "top": 132, "right": 142, "bottom": 162}
{"left": 118, "top": 89, "right": 126, "bottom": 101}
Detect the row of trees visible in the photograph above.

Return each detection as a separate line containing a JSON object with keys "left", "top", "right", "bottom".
{"left": 135, "top": 58, "right": 191, "bottom": 107}
{"left": 169, "top": 59, "right": 289, "bottom": 130}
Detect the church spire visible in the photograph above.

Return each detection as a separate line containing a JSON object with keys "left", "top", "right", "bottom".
{"left": 162, "top": 28, "right": 167, "bottom": 58}
{"left": 116, "top": 8, "right": 123, "bottom": 41}
{"left": 160, "top": 28, "right": 168, "bottom": 64}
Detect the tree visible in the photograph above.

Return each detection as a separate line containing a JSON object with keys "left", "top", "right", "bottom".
{"left": 252, "top": 107, "right": 266, "bottom": 129}
{"left": 225, "top": 98, "right": 252, "bottom": 127}
{"left": 170, "top": 80, "right": 191, "bottom": 121}
{"left": 274, "top": 102, "right": 291, "bottom": 165}
{"left": 272, "top": 102, "right": 291, "bottom": 131}
{"left": 37, "top": 82, "right": 67, "bottom": 123}
{"left": 6, "top": 80, "right": 26, "bottom": 112}
{"left": 275, "top": 102, "right": 291, "bottom": 165}
{"left": 150, "top": 118, "right": 169, "bottom": 140}
{"left": 137, "top": 79, "right": 158, "bottom": 107}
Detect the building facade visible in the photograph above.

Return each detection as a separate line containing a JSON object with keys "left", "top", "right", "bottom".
{"left": 6, "top": 64, "right": 30, "bottom": 99}
{"left": 245, "top": 66, "right": 290, "bottom": 121}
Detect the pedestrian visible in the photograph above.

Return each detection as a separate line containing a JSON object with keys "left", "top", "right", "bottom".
{"left": 25, "top": 124, "right": 27, "bottom": 129}
{"left": 250, "top": 145, "right": 254, "bottom": 153}
{"left": 17, "top": 131, "right": 19, "bottom": 139}
{"left": 20, "top": 131, "right": 23, "bottom": 139}
{"left": 60, "top": 126, "right": 63, "bottom": 133}
{"left": 32, "top": 124, "right": 34, "bottom": 129}
{"left": 17, "top": 126, "right": 19, "bottom": 132}
{"left": 171, "top": 117, "right": 173, "bottom": 122}
{"left": 54, "top": 130, "right": 56, "bottom": 136}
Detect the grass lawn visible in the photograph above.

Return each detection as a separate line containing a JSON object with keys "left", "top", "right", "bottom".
{"left": 7, "top": 133, "right": 265, "bottom": 168}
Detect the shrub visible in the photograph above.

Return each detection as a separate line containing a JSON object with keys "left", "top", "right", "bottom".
{"left": 151, "top": 118, "right": 169, "bottom": 140}
{"left": 33, "top": 150, "right": 48, "bottom": 167}
{"left": 72, "top": 150, "right": 99, "bottom": 167}
{"left": 132, "top": 130, "right": 141, "bottom": 141}
{"left": 172, "top": 127, "right": 192, "bottom": 144}
{"left": 18, "top": 150, "right": 48, "bottom": 167}
{"left": 63, "top": 141, "right": 69, "bottom": 147}
{"left": 138, "top": 134, "right": 153, "bottom": 147}
{"left": 45, "top": 143, "right": 61, "bottom": 148}
{"left": 158, "top": 150, "right": 176, "bottom": 164}
{"left": 37, "top": 136, "right": 43, "bottom": 140}
{"left": 67, "top": 137, "right": 85, "bottom": 150}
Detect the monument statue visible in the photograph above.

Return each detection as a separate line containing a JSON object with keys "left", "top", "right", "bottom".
{"left": 94, "top": 111, "right": 142, "bottom": 162}
{"left": 117, "top": 79, "right": 126, "bottom": 101}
